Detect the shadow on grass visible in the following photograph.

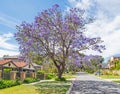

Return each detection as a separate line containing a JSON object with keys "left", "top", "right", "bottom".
{"left": 34, "top": 81, "right": 72, "bottom": 94}
{"left": 69, "top": 80, "right": 120, "bottom": 94}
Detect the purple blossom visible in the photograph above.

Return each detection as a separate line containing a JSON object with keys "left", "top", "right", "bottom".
{"left": 15, "top": 4, "right": 105, "bottom": 77}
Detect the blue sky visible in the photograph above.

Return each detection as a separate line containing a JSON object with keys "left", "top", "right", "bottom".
{"left": 0, "top": 0, "right": 69, "bottom": 56}
{"left": 0, "top": 0, "right": 120, "bottom": 61}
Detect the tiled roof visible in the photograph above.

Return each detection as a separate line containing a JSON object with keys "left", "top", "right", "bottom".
{"left": 0, "top": 60, "right": 11, "bottom": 65}
{"left": 14, "top": 62, "right": 27, "bottom": 67}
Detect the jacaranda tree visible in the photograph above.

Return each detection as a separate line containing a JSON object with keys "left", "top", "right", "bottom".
{"left": 67, "top": 54, "right": 103, "bottom": 72}
{"left": 15, "top": 4, "right": 105, "bottom": 79}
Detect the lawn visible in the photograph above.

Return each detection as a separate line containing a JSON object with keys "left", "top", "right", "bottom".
{"left": 0, "top": 85, "right": 38, "bottom": 94}
{"left": 99, "top": 75, "right": 120, "bottom": 79}
{"left": 0, "top": 80, "right": 72, "bottom": 94}
{"left": 63, "top": 73, "right": 77, "bottom": 79}
{"left": 113, "top": 80, "right": 120, "bottom": 83}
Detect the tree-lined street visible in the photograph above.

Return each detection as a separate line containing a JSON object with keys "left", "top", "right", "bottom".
{"left": 1, "top": 0, "right": 120, "bottom": 94}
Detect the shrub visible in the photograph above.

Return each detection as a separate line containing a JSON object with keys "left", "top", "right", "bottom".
{"left": 37, "top": 70, "right": 45, "bottom": 75}
{"left": 55, "top": 77, "right": 66, "bottom": 81}
{"left": 85, "top": 69, "right": 95, "bottom": 74}
{"left": 0, "top": 80, "right": 21, "bottom": 89}
{"left": 23, "top": 78, "right": 39, "bottom": 84}
{"left": 46, "top": 73, "right": 56, "bottom": 79}
{"left": 4, "top": 68, "right": 12, "bottom": 73}
{"left": 16, "top": 78, "right": 22, "bottom": 85}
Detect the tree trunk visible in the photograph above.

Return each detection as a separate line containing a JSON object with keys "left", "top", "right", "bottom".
{"left": 52, "top": 60, "right": 65, "bottom": 79}
{"left": 57, "top": 64, "right": 65, "bottom": 79}
{"left": 57, "top": 68, "right": 62, "bottom": 79}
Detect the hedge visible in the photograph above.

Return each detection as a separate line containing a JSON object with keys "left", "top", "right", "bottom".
{"left": 0, "top": 79, "right": 21, "bottom": 89}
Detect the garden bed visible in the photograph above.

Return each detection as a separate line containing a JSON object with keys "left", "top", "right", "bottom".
{"left": 35, "top": 80, "right": 72, "bottom": 94}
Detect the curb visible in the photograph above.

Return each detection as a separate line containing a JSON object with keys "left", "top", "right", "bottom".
{"left": 66, "top": 75, "right": 78, "bottom": 94}
{"left": 66, "top": 80, "right": 74, "bottom": 94}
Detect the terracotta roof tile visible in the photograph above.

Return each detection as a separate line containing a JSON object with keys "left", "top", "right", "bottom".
{"left": 0, "top": 60, "right": 11, "bottom": 65}
{"left": 14, "top": 62, "right": 27, "bottom": 67}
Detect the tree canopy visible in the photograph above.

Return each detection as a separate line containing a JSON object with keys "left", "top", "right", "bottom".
{"left": 15, "top": 4, "right": 105, "bottom": 79}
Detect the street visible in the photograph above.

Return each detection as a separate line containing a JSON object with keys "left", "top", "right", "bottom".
{"left": 69, "top": 72, "right": 120, "bottom": 94}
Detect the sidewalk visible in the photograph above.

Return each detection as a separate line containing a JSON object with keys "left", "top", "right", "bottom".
{"left": 26, "top": 78, "right": 76, "bottom": 85}
{"left": 28, "top": 80, "right": 54, "bottom": 85}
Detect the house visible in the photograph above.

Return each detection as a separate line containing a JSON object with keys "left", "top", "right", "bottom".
{"left": 32, "top": 63, "right": 41, "bottom": 71}
{"left": 0, "top": 60, "right": 16, "bottom": 70}
{"left": 0, "top": 60, "right": 35, "bottom": 71}
{"left": 109, "top": 56, "right": 120, "bottom": 68}
{"left": 0, "top": 59, "right": 36, "bottom": 80}
{"left": 110, "top": 56, "right": 120, "bottom": 62}
{"left": 2, "top": 55, "right": 41, "bottom": 70}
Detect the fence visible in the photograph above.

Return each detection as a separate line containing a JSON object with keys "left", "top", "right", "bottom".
{"left": 26, "top": 72, "right": 31, "bottom": 78}
{"left": 1, "top": 71, "right": 36, "bottom": 80}
{"left": 2, "top": 72, "right": 10, "bottom": 80}
{"left": 37, "top": 74, "right": 44, "bottom": 80}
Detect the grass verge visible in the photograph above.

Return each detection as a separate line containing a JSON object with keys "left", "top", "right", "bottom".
{"left": 62, "top": 73, "right": 77, "bottom": 79}
{"left": 98, "top": 75, "right": 120, "bottom": 79}
{"left": 0, "top": 85, "right": 38, "bottom": 94}
{"left": 113, "top": 80, "right": 120, "bottom": 83}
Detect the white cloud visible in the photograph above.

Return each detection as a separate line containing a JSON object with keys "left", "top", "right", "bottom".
{"left": 68, "top": 0, "right": 120, "bottom": 60}
{"left": 0, "top": 49, "right": 19, "bottom": 57}
{"left": 86, "top": 15, "right": 120, "bottom": 58}
{"left": 0, "top": 12, "right": 20, "bottom": 29}
{"left": 96, "top": 0, "right": 120, "bottom": 16}
{"left": 68, "top": 0, "right": 94, "bottom": 10}
{"left": 0, "top": 33, "right": 18, "bottom": 51}
{"left": 0, "top": 13, "right": 20, "bottom": 57}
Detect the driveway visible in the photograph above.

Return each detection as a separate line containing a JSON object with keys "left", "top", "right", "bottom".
{"left": 68, "top": 72, "right": 120, "bottom": 94}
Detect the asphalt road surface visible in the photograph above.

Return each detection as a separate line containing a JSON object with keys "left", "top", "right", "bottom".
{"left": 69, "top": 72, "right": 120, "bottom": 94}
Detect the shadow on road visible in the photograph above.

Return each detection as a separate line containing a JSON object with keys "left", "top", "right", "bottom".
{"left": 70, "top": 80, "right": 120, "bottom": 94}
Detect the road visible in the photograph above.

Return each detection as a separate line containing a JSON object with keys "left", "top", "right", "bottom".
{"left": 68, "top": 72, "right": 120, "bottom": 94}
